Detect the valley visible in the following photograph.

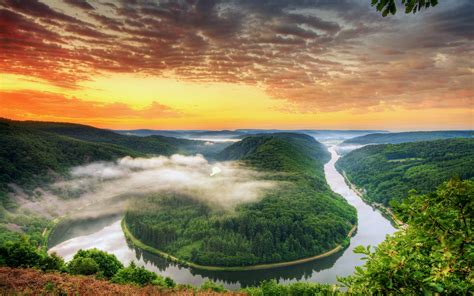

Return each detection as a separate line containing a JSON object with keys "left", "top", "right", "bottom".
{"left": 47, "top": 139, "right": 395, "bottom": 289}
{"left": 1, "top": 121, "right": 471, "bottom": 294}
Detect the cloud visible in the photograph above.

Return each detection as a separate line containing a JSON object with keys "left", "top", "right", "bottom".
{"left": 63, "top": 0, "right": 94, "bottom": 11}
{"left": 0, "top": 0, "right": 472, "bottom": 112}
{"left": 15, "top": 154, "right": 278, "bottom": 218}
{"left": 0, "top": 90, "right": 181, "bottom": 120}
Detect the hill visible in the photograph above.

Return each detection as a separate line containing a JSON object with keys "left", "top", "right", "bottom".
{"left": 218, "top": 133, "right": 329, "bottom": 163}
{"left": 336, "top": 138, "right": 474, "bottom": 206}
{"left": 0, "top": 120, "right": 142, "bottom": 210}
{"left": 1, "top": 179, "right": 470, "bottom": 295}
{"left": 14, "top": 119, "right": 222, "bottom": 156}
{"left": 0, "top": 119, "right": 227, "bottom": 247}
{"left": 124, "top": 133, "right": 356, "bottom": 267}
{"left": 341, "top": 131, "right": 473, "bottom": 145}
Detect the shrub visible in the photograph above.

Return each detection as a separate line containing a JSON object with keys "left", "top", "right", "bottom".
{"left": 200, "top": 280, "right": 226, "bottom": 292}
{"left": 0, "top": 237, "right": 42, "bottom": 268}
{"left": 111, "top": 262, "right": 158, "bottom": 286}
{"left": 40, "top": 252, "right": 65, "bottom": 272}
{"left": 71, "top": 249, "right": 123, "bottom": 278}
{"left": 68, "top": 257, "right": 99, "bottom": 275}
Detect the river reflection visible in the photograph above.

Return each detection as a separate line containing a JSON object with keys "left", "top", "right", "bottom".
{"left": 48, "top": 144, "right": 396, "bottom": 290}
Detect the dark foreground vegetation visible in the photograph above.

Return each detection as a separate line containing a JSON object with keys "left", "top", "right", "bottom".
{"left": 125, "top": 133, "right": 357, "bottom": 267}
{"left": 1, "top": 179, "right": 471, "bottom": 295}
{"left": 336, "top": 138, "right": 474, "bottom": 206}
{"left": 342, "top": 130, "right": 473, "bottom": 145}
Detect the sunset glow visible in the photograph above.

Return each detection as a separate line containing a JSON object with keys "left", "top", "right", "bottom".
{"left": 1, "top": 0, "right": 472, "bottom": 130}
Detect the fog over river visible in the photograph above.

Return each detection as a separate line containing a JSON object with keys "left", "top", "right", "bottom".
{"left": 49, "top": 142, "right": 396, "bottom": 289}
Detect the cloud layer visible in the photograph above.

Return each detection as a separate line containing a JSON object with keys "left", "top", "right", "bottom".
{"left": 15, "top": 154, "right": 277, "bottom": 219}
{"left": 1, "top": 0, "right": 472, "bottom": 112}
{"left": 0, "top": 90, "right": 180, "bottom": 120}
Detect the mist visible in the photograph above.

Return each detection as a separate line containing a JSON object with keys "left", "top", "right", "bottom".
{"left": 14, "top": 154, "right": 277, "bottom": 220}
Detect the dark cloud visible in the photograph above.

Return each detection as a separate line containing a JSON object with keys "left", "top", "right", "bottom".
{"left": 63, "top": 0, "right": 94, "bottom": 10}
{"left": 0, "top": 0, "right": 472, "bottom": 111}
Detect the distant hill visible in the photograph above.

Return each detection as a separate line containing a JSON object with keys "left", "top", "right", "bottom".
{"left": 0, "top": 119, "right": 233, "bottom": 208}
{"left": 342, "top": 131, "right": 473, "bottom": 145}
{"left": 116, "top": 129, "right": 386, "bottom": 144}
{"left": 336, "top": 138, "right": 474, "bottom": 206}
{"left": 0, "top": 120, "right": 141, "bottom": 209}
{"left": 16, "top": 120, "right": 195, "bottom": 155}
{"left": 10, "top": 119, "right": 231, "bottom": 157}
{"left": 217, "top": 133, "right": 330, "bottom": 171}
{"left": 125, "top": 133, "right": 356, "bottom": 267}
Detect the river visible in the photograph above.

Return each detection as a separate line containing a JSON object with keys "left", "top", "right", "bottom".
{"left": 48, "top": 144, "right": 396, "bottom": 289}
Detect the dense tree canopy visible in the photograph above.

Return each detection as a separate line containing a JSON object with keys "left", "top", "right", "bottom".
{"left": 341, "top": 130, "right": 473, "bottom": 146}
{"left": 336, "top": 138, "right": 474, "bottom": 206}
{"left": 0, "top": 119, "right": 227, "bottom": 248}
{"left": 125, "top": 133, "right": 356, "bottom": 267}
{"left": 69, "top": 249, "right": 123, "bottom": 278}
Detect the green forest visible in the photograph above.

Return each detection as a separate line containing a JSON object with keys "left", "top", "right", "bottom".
{"left": 342, "top": 130, "right": 473, "bottom": 145}
{"left": 125, "top": 133, "right": 357, "bottom": 267}
{"left": 1, "top": 179, "right": 471, "bottom": 295}
{"left": 0, "top": 119, "right": 225, "bottom": 249}
{"left": 12, "top": 119, "right": 230, "bottom": 157}
{"left": 336, "top": 138, "right": 474, "bottom": 206}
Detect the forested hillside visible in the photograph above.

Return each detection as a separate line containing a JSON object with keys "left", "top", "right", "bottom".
{"left": 336, "top": 138, "right": 474, "bottom": 206}
{"left": 0, "top": 119, "right": 225, "bottom": 247}
{"left": 1, "top": 179, "right": 470, "bottom": 295}
{"left": 0, "top": 120, "right": 142, "bottom": 210}
{"left": 125, "top": 133, "right": 356, "bottom": 267}
{"left": 342, "top": 130, "right": 473, "bottom": 145}
{"left": 14, "top": 119, "right": 227, "bottom": 156}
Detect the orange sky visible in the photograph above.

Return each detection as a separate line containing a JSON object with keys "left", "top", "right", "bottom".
{"left": 1, "top": 0, "right": 473, "bottom": 130}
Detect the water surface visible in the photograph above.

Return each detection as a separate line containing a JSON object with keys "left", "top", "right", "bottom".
{"left": 49, "top": 145, "right": 396, "bottom": 289}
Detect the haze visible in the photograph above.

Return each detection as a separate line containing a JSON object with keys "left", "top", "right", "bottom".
{"left": 13, "top": 154, "right": 277, "bottom": 219}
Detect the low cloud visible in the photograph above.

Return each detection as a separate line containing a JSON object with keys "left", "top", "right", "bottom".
{"left": 15, "top": 154, "right": 277, "bottom": 219}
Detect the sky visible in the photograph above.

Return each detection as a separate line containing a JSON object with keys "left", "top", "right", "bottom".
{"left": 0, "top": 0, "right": 473, "bottom": 130}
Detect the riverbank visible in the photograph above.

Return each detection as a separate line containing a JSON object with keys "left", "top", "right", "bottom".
{"left": 122, "top": 218, "right": 357, "bottom": 272}
{"left": 340, "top": 171, "right": 405, "bottom": 228}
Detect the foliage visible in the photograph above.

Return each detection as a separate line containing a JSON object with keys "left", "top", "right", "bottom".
{"left": 68, "top": 257, "right": 99, "bottom": 276}
{"left": 40, "top": 253, "right": 65, "bottom": 272}
{"left": 199, "top": 280, "right": 226, "bottom": 292}
{"left": 125, "top": 133, "right": 356, "bottom": 266}
{"left": 14, "top": 119, "right": 224, "bottom": 157}
{"left": 241, "top": 279, "right": 341, "bottom": 295}
{"left": 341, "top": 179, "right": 473, "bottom": 295}
{"left": 0, "top": 118, "right": 222, "bottom": 253}
{"left": 372, "top": 0, "right": 439, "bottom": 17}
{"left": 0, "top": 236, "right": 65, "bottom": 271}
{"left": 0, "top": 119, "right": 141, "bottom": 209}
{"left": 342, "top": 130, "right": 473, "bottom": 145}
{"left": 69, "top": 248, "right": 123, "bottom": 278}
{"left": 0, "top": 267, "right": 184, "bottom": 295}
{"left": 0, "top": 237, "right": 176, "bottom": 290}
{"left": 110, "top": 261, "right": 156, "bottom": 286}
{"left": 336, "top": 138, "right": 474, "bottom": 206}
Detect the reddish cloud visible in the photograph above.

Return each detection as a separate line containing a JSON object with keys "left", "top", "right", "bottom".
{"left": 0, "top": 0, "right": 472, "bottom": 112}
{"left": 0, "top": 90, "right": 181, "bottom": 120}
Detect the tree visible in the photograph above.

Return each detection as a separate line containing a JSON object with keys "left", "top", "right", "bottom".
{"left": 111, "top": 262, "right": 159, "bottom": 287}
{"left": 372, "top": 0, "right": 439, "bottom": 16}
{"left": 341, "top": 179, "right": 473, "bottom": 295}
{"left": 68, "top": 257, "right": 99, "bottom": 276}
{"left": 0, "top": 237, "right": 41, "bottom": 268}
{"left": 71, "top": 249, "right": 123, "bottom": 278}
